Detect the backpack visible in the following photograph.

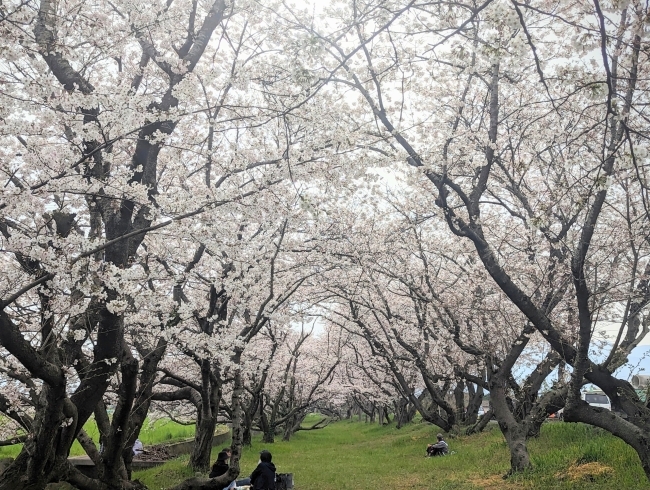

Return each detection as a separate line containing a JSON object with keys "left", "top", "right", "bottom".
{"left": 275, "top": 473, "right": 293, "bottom": 490}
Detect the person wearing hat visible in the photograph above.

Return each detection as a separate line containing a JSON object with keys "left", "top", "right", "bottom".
{"left": 209, "top": 450, "right": 236, "bottom": 489}
{"left": 426, "top": 433, "right": 449, "bottom": 457}
{"left": 250, "top": 449, "right": 276, "bottom": 490}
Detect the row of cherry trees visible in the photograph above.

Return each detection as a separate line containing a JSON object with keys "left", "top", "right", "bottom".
{"left": 290, "top": 0, "right": 650, "bottom": 478}
{"left": 1, "top": 0, "right": 650, "bottom": 488}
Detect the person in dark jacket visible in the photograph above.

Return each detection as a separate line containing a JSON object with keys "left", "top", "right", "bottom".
{"left": 426, "top": 433, "right": 449, "bottom": 457}
{"left": 209, "top": 451, "right": 236, "bottom": 489}
{"left": 250, "top": 449, "right": 276, "bottom": 490}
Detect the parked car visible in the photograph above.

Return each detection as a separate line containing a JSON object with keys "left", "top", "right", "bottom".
{"left": 583, "top": 390, "right": 611, "bottom": 410}
{"left": 551, "top": 391, "right": 611, "bottom": 421}
{"left": 477, "top": 405, "right": 485, "bottom": 417}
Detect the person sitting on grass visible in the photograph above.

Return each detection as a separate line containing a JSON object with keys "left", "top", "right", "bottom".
{"left": 132, "top": 438, "right": 144, "bottom": 456}
{"left": 209, "top": 450, "right": 236, "bottom": 490}
{"left": 213, "top": 447, "right": 251, "bottom": 488}
{"left": 426, "top": 433, "right": 449, "bottom": 457}
{"left": 250, "top": 449, "right": 276, "bottom": 490}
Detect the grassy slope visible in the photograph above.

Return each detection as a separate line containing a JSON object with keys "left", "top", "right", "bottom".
{"left": 135, "top": 419, "right": 648, "bottom": 490}
{"left": 0, "top": 419, "right": 196, "bottom": 459}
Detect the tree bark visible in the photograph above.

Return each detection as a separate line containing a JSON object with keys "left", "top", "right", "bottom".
{"left": 465, "top": 409, "right": 493, "bottom": 435}
{"left": 490, "top": 379, "right": 532, "bottom": 475}
{"left": 171, "top": 349, "right": 245, "bottom": 490}
{"left": 454, "top": 380, "right": 466, "bottom": 424}
{"left": 242, "top": 413, "right": 253, "bottom": 447}
{"left": 503, "top": 426, "right": 531, "bottom": 475}
{"left": 190, "top": 415, "right": 218, "bottom": 472}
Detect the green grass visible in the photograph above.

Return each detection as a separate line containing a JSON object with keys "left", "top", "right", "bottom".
{"left": 135, "top": 419, "right": 198, "bottom": 446}
{"left": 0, "top": 418, "right": 197, "bottom": 459}
{"left": 135, "top": 418, "right": 649, "bottom": 490}
{"left": 134, "top": 454, "right": 196, "bottom": 489}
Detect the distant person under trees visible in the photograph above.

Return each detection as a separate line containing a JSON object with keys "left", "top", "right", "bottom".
{"left": 132, "top": 439, "right": 144, "bottom": 456}
{"left": 426, "top": 434, "right": 449, "bottom": 457}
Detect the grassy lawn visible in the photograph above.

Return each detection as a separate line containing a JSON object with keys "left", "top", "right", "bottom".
{"left": 0, "top": 418, "right": 197, "bottom": 459}
{"left": 135, "top": 418, "right": 648, "bottom": 490}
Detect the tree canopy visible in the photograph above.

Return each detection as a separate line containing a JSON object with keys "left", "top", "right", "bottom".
{"left": 0, "top": 0, "right": 649, "bottom": 488}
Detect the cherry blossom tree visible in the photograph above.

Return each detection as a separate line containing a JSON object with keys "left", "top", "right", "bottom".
{"left": 151, "top": 214, "right": 316, "bottom": 470}
{"left": 312, "top": 192, "right": 568, "bottom": 471}
{"left": 0, "top": 0, "right": 233, "bottom": 484}
{"left": 0, "top": 0, "right": 338, "bottom": 487}
{"left": 287, "top": 0, "right": 650, "bottom": 477}
{"left": 254, "top": 324, "right": 342, "bottom": 443}
{"left": 2, "top": 0, "right": 650, "bottom": 487}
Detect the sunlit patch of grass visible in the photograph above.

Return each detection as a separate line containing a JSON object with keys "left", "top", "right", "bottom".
{"left": 0, "top": 418, "right": 200, "bottom": 459}
{"left": 137, "top": 419, "right": 198, "bottom": 446}
{"left": 0, "top": 444, "right": 21, "bottom": 459}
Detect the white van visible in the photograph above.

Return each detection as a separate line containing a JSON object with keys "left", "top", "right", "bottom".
{"left": 582, "top": 390, "right": 611, "bottom": 410}
{"left": 554, "top": 391, "right": 611, "bottom": 420}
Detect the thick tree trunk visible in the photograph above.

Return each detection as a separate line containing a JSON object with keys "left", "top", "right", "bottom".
{"left": 170, "top": 349, "right": 245, "bottom": 490}
{"left": 282, "top": 424, "right": 292, "bottom": 442}
{"left": 98, "top": 348, "right": 137, "bottom": 487}
{"left": 395, "top": 398, "right": 410, "bottom": 429}
{"left": 282, "top": 411, "right": 308, "bottom": 442}
{"left": 282, "top": 414, "right": 297, "bottom": 442}
{"left": 503, "top": 426, "right": 531, "bottom": 475}
{"left": 454, "top": 380, "right": 466, "bottom": 424}
{"left": 384, "top": 405, "right": 390, "bottom": 424}
{"left": 0, "top": 374, "right": 71, "bottom": 489}
{"left": 242, "top": 423, "right": 252, "bottom": 447}
{"left": 465, "top": 383, "right": 484, "bottom": 426}
{"left": 190, "top": 416, "right": 217, "bottom": 472}
{"left": 490, "top": 380, "right": 532, "bottom": 475}
{"left": 259, "top": 403, "right": 274, "bottom": 443}
{"left": 0, "top": 452, "right": 48, "bottom": 490}
{"left": 262, "top": 427, "right": 275, "bottom": 444}
{"left": 190, "top": 360, "right": 221, "bottom": 472}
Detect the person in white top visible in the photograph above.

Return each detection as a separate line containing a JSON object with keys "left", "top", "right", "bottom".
{"left": 132, "top": 439, "right": 144, "bottom": 456}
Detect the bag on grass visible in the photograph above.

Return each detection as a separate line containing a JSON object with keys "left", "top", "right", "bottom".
{"left": 275, "top": 473, "right": 293, "bottom": 490}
